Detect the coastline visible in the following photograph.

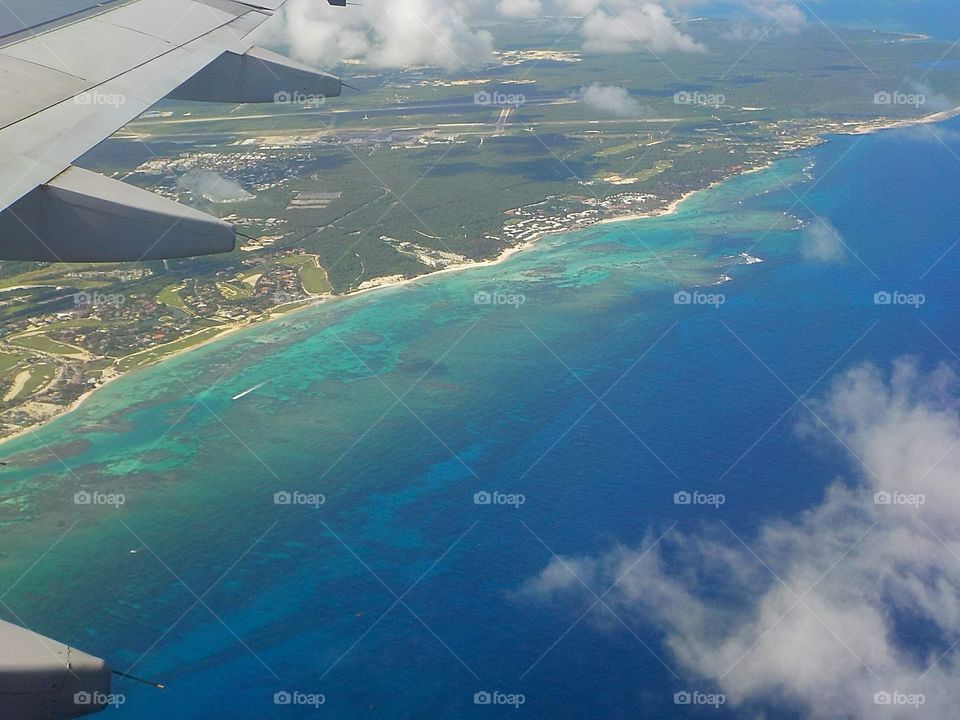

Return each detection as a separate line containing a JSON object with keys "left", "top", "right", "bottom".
{"left": 595, "top": 190, "right": 696, "bottom": 226}
{"left": 0, "top": 234, "right": 545, "bottom": 450}
{"left": 840, "top": 104, "right": 960, "bottom": 135}
{"left": 1, "top": 106, "right": 956, "bottom": 451}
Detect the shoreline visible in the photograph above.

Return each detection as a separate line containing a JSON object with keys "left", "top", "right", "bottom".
{"left": 1, "top": 106, "right": 957, "bottom": 450}
{"left": 0, "top": 232, "right": 548, "bottom": 450}
{"left": 839, "top": 104, "right": 960, "bottom": 136}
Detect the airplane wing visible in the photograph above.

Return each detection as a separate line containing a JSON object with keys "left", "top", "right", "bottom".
{"left": 0, "top": 619, "right": 112, "bottom": 720}
{"left": 0, "top": 0, "right": 346, "bottom": 263}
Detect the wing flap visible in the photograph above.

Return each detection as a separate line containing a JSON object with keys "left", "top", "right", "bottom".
{"left": 169, "top": 46, "right": 342, "bottom": 103}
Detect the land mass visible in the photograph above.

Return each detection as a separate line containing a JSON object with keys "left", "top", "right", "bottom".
{"left": 1, "top": 17, "right": 959, "bottom": 443}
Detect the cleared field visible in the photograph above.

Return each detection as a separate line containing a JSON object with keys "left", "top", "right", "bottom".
{"left": 217, "top": 282, "right": 253, "bottom": 300}
{"left": 16, "top": 363, "right": 58, "bottom": 400}
{"left": 279, "top": 255, "right": 333, "bottom": 294}
{"left": 10, "top": 335, "right": 88, "bottom": 357}
{"left": 240, "top": 271, "right": 262, "bottom": 288}
{"left": 31, "top": 318, "right": 106, "bottom": 332}
{"left": 157, "top": 283, "right": 191, "bottom": 313}
{"left": 0, "top": 352, "right": 22, "bottom": 375}
{"left": 596, "top": 139, "right": 651, "bottom": 158}
{"left": 3, "top": 370, "right": 30, "bottom": 402}
{"left": 301, "top": 258, "right": 333, "bottom": 295}
{"left": 0, "top": 265, "right": 112, "bottom": 291}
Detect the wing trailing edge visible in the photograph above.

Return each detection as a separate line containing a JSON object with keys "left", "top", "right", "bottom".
{"left": 168, "top": 45, "right": 342, "bottom": 104}
{"left": 0, "top": 167, "right": 236, "bottom": 262}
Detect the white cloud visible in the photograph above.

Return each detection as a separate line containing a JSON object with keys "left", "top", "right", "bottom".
{"left": 579, "top": 2, "right": 706, "bottom": 54}
{"left": 178, "top": 170, "right": 252, "bottom": 203}
{"left": 497, "top": 0, "right": 544, "bottom": 19}
{"left": 898, "top": 124, "right": 960, "bottom": 145}
{"left": 909, "top": 80, "right": 955, "bottom": 114}
{"left": 258, "top": 0, "right": 494, "bottom": 71}
{"left": 515, "top": 1, "right": 707, "bottom": 55}
{"left": 676, "top": 0, "right": 807, "bottom": 35}
{"left": 521, "top": 358, "right": 960, "bottom": 718}
{"left": 542, "top": 1, "right": 807, "bottom": 54}
{"left": 800, "top": 217, "right": 846, "bottom": 263}
{"left": 256, "top": 0, "right": 810, "bottom": 71}
{"left": 740, "top": 0, "right": 807, "bottom": 33}
{"left": 576, "top": 84, "right": 649, "bottom": 117}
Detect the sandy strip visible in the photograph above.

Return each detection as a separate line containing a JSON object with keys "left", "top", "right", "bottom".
{"left": 3, "top": 371, "right": 30, "bottom": 403}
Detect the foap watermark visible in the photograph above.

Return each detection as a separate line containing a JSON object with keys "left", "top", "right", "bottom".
{"left": 474, "top": 90, "right": 526, "bottom": 108}
{"left": 74, "top": 491, "right": 125, "bottom": 508}
{"left": 874, "top": 91, "right": 926, "bottom": 109}
{"left": 674, "top": 691, "right": 726, "bottom": 708}
{"left": 874, "top": 491, "right": 925, "bottom": 508}
{"left": 674, "top": 90, "right": 725, "bottom": 109}
{"left": 274, "top": 91, "right": 327, "bottom": 107}
{"left": 674, "top": 491, "right": 726, "bottom": 509}
{"left": 874, "top": 291, "right": 926, "bottom": 308}
{"left": 74, "top": 91, "right": 126, "bottom": 108}
{"left": 74, "top": 692, "right": 125, "bottom": 709}
{"left": 75, "top": 291, "right": 126, "bottom": 309}
{"left": 474, "top": 490, "right": 526, "bottom": 509}
{"left": 273, "top": 291, "right": 304, "bottom": 304}
{"left": 274, "top": 491, "right": 326, "bottom": 509}
{"left": 874, "top": 691, "right": 925, "bottom": 708}
{"left": 274, "top": 691, "right": 326, "bottom": 708}
{"left": 473, "top": 691, "right": 526, "bottom": 708}
{"left": 674, "top": 290, "right": 725, "bottom": 308}
{"left": 474, "top": 290, "right": 526, "bottom": 308}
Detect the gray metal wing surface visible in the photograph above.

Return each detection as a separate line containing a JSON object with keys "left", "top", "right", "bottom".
{"left": 0, "top": 0, "right": 344, "bottom": 262}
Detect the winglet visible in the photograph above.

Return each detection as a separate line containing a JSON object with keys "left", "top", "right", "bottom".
{"left": 168, "top": 47, "right": 341, "bottom": 104}
{"left": 0, "top": 168, "right": 236, "bottom": 262}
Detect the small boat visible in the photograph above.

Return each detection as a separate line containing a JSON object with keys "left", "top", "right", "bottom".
{"left": 232, "top": 382, "right": 265, "bottom": 401}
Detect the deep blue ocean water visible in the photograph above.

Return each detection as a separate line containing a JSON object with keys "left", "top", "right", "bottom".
{"left": 2, "top": 118, "right": 960, "bottom": 717}
{"left": 707, "top": 0, "right": 960, "bottom": 37}
{"left": 813, "top": 0, "right": 960, "bottom": 37}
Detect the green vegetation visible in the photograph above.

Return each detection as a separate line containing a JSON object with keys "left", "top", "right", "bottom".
{"left": 15, "top": 363, "right": 57, "bottom": 400}
{"left": 279, "top": 255, "right": 333, "bottom": 294}
{"left": 0, "top": 352, "right": 21, "bottom": 374}
{"left": 157, "top": 283, "right": 191, "bottom": 313}
{"left": 10, "top": 335, "right": 87, "bottom": 357}
{"left": 216, "top": 282, "right": 253, "bottom": 300}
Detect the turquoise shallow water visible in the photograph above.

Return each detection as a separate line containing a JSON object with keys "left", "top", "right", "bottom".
{"left": 2, "top": 119, "right": 960, "bottom": 718}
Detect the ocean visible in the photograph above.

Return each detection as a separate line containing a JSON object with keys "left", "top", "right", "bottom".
{"left": 1, "top": 118, "right": 959, "bottom": 718}
{"left": 705, "top": 0, "right": 960, "bottom": 37}
{"left": 811, "top": 0, "right": 960, "bottom": 37}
